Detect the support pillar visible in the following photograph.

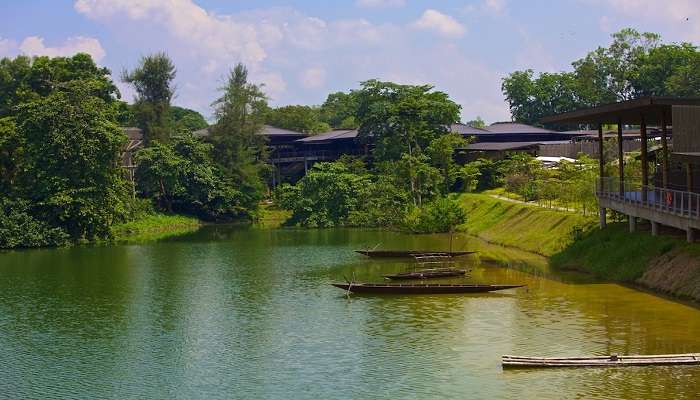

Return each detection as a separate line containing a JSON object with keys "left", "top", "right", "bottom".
{"left": 687, "top": 228, "right": 695, "bottom": 243}
{"left": 598, "top": 123, "right": 605, "bottom": 192}
{"left": 617, "top": 118, "right": 624, "bottom": 196}
{"left": 304, "top": 158, "right": 308, "bottom": 173}
{"left": 661, "top": 111, "right": 669, "bottom": 189}
{"left": 687, "top": 163, "right": 694, "bottom": 193}
{"left": 629, "top": 215, "right": 636, "bottom": 233}
{"left": 599, "top": 207, "right": 607, "bottom": 229}
{"left": 651, "top": 221, "right": 659, "bottom": 236}
{"left": 640, "top": 115, "right": 648, "bottom": 202}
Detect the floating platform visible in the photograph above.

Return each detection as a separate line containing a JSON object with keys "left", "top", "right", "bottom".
{"left": 502, "top": 353, "right": 700, "bottom": 368}
{"left": 332, "top": 283, "right": 523, "bottom": 294}
{"left": 355, "top": 250, "right": 476, "bottom": 258}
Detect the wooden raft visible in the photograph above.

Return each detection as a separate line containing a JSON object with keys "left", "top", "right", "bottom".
{"left": 502, "top": 353, "right": 700, "bottom": 368}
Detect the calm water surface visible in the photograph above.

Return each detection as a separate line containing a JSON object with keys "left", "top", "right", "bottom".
{"left": 1, "top": 226, "right": 700, "bottom": 399}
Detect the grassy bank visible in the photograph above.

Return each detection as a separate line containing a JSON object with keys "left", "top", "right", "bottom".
{"left": 458, "top": 193, "right": 596, "bottom": 257}
{"left": 111, "top": 213, "right": 201, "bottom": 243}
{"left": 459, "top": 192, "right": 700, "bottom": 301}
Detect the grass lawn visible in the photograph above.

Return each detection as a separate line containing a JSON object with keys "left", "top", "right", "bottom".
{"left": 111, "top": 213, "right": 201, "bottom": 243}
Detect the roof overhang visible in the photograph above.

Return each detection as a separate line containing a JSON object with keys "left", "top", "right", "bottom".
{"left": 540, "top": 97, "right": 700, "bottom": 125}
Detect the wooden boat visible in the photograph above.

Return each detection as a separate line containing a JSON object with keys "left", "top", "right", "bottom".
{"left": 332, "top": 283, "right": 523, "bottom": 294}
{"left": 502, "top": 353, "right": 700, "bottom": 368}
{"left": 355, "top": 250, "right": 475, "bottom": 258}
{"left": 383, "top": 268, "right": 467, "bottom": 280}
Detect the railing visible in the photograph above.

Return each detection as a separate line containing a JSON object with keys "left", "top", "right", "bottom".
{"left": 597, "top": 177, "right": 700, "bottom": 219}
{"left": 270, "top": 149, "right": 366, "bottom": 161}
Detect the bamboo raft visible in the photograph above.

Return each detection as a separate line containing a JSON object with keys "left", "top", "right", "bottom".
{"left": 502, "top": 353, "right": 700, "bottom": 368}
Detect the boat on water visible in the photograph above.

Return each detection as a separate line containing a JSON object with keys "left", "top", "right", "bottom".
{"left": 383, "top": 268, "right": 467, "bottom": 280}
{"left": 502, "top": 353, "right": 700, "bottom": 368}
{"left": 332, "top": 283, "right": 524, "bottom": 294}
{"left": 355, "top": 250, "right": 476, "bottom": 258}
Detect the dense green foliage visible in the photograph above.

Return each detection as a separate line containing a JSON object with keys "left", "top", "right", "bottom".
{"left": 266, "top": 105, "right": 330, "bottom": 134}
{"left": 355, "top": 79, "right": 461, "bottom": 161}
{"left": 122, "top": 52, "right": 176, "bottom": 144}
{"left": 111, "top": 212, "right": 200, "bottom": 243}
{"left": 503, "top": 28, "right": 700, "bottom": 126}
{"left": 0, "top": 54, "right": 131, "bottom": 247}
{"left": 170, "top": 106, "right": 209, "bottom": 132}
{"left": 319, "top": 91, "right": 359, "bottom": 129}
{"left": 135, "top": 133, "right": 247, "bottom": 221}
{"left": 209, "top": 63, "right": 268, "bottom": 208}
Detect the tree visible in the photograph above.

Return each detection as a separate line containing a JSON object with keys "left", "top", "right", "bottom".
{"left": 210, "top": 63, "right": 269, "bottom": 209}
{"left": 135, "top": 133, "right": 247, "bottom": 220}
{"left": 122, "top": 52, "right": 176, "bottom": 145}
{"left": 15, "top": 79, "right": 128, "bottom": 240}
{"left": 426, "top": 133, "right": 469, "bottom": 194}
{"left": 0, "top": 117, "right": 20, "bottom": 195}
{"left": 0, "top": 53, "right": 119, "bottom": 118}
{"left": 572, "top": 28, "right": 660, "bottom": 103}
{"left": 501, "top": 70, "right": 582, "bottom": 127}
{"left": 320, "top": 91, "right": 358, "bottom": 128}
{"left": 466, "top": 116, "right": 486, "bottom": 128}
{"left": 266, "top": 105, "right": 329, "bottom": 133}
{"left": 355, "top": 80, "right": 461, "bottom": 161}
{"left": 170, "top": 105, "right": 208, "bottom": 132}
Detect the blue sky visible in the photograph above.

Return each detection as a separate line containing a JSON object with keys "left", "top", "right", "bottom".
{"left": 1, "top": 0, "right": 699, "bottom": 123}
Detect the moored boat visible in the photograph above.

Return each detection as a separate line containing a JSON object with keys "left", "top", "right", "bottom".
{"left": 332, "top": 282, "right": 523, "bottom": 294}
{"left": 502, "top": 353, "right": 700, "bottom": 368}
{"left": 383, "top": 268, "right": 467, "bottom": 280}
{"left": 355, "top": 250, "right": 476, "bottom": 258}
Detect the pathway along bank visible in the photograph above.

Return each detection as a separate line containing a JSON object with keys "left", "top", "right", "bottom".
{"left": 458, "top": 193, "right": 700, "bottom": 302}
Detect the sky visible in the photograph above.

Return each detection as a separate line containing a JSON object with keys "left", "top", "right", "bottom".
{"left": 1, "top": 0, "right": 699, "bottom": 123}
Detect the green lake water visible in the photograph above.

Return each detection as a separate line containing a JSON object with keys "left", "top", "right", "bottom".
{"left": 1, "top": 226, "right": 700, "bottom": 399}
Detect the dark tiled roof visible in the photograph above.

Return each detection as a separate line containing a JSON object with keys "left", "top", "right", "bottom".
{"left": 193, "top": 125, "right": 306, "bottom": 137}
{"left": 450, "top": 123, "right": 490, "bottom": 135}
{"left": 483, "top": 122, "right": 556, "bottom": 134}
{"left": 296, "top": 129, "right": 358, "bottom": 143}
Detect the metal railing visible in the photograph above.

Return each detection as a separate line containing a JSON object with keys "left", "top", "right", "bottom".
{"left": 597, "top": 177, "right": 700, "bottom": 219}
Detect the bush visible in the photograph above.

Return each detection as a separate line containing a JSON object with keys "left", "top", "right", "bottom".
{"left": 0, "top": 199, "right": 69, "bottom": 248}
{"left": 402, "top": 196, "right": 466, "bottom": 233}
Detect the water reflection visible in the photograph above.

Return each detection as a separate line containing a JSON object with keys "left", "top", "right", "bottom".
{"left": 0, "top": 226, "right": 699, "bottom": 399}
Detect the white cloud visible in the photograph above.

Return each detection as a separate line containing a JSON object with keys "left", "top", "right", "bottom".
{"left": 18, "top": 36, "right": 106, "bottom": 62}
{"left": 412, "top": 9, "right": 466, "bottom": 38}
{"left": 598, "top": 15, "right": 612, "bottom": 33}
{"left": 300, "top": 67, "right": 327, "bottom": 89}
{"left": 355, "top": 0, "right": 405, "bottom": 8}
{"left": 74, "top": 0, "right": 266, "bottom": 65}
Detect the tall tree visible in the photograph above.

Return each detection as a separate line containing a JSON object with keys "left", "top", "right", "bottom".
{"left": 266, "top": 105, "right": 330, "bottom": 133}
{"left": 122, "top": 52, "right": 176, "bottom": 145}
{"left": 170, "top": 105, "right": 208, "bottom": 132}
{"left": 15, "top": 79, "right": 128, "bottom": 240}
{"left": 355, "top": 80, "right": 461, "bottom": 161}
{"left": 210, "top": 63, "right": 268, "bottom": 209}
{"left": 320, "top": 91, "right": 359, "bottom": 129}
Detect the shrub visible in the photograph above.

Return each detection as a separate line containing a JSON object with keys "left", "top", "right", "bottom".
{"left": 402, "top": 196, "right": 467, "bottom": 233}
{"left": 0, "top": 199, "right": 69, "bottom": 248}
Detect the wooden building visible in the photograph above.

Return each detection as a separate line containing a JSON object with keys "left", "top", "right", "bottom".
{"left": 542, "top": 96, "right": 700, "bottom": 242}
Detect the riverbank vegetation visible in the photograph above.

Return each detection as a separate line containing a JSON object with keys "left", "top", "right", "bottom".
{"left": 110, "top": 213, "right": 200, "bottom": 243}
{"left": 0, "top": 53, "right": 268, "bottom": 249}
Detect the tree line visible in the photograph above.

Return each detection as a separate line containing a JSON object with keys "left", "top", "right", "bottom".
{"left": 0, "top": 52, "right": 270, "bottom": 248}
{"left": 503, "top": 28, "right": 700, "bottom": 127}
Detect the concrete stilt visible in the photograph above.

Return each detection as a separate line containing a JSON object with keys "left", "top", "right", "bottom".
{"left": 687, "top": 228, "right": 695, "bottom": 243}
{"left": 629, "top": 215, "right": 636, "bottom": 233}
{"left": 651, "top": 221, "right": 659, "bottom": 236}
{"left": 599, "top": 207, "right": 607, "bottom": 229}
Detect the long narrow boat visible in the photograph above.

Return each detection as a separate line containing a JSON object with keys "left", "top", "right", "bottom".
{"left": 332, "top": 283, "right": 523, "bottom": 294}
{"left": 383, "top": 268, "right": 467, "bottom": 280}
{"left": 502, "top": 353, "right": 700, "bottom": 368}
{"left": 355, "top": 250, "right": 476, "bottom": 258}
